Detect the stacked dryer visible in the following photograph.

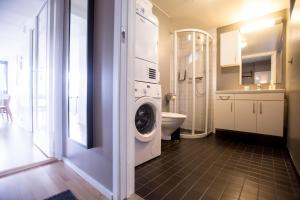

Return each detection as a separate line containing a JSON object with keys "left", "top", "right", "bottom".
{"left": 134, "top": 0, "right": 161, "bottom": 166}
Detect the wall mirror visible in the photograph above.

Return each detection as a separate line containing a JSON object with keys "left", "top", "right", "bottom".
{"left": 68, "top": 0, "right": 94, "bottom": 148}
{"left": 240, "top": 20, "right": 283, "bottom": 85}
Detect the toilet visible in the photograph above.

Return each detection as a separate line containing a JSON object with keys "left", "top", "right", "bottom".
{"left": 161, "top": 112, "right": 186, "bottom": 140}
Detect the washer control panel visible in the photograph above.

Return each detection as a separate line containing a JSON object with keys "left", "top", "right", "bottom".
{"left": 135, "top": 81, "right": 161, "bottom": 98}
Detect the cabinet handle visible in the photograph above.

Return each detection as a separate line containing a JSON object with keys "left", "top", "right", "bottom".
{"left": 220, "top": 96, "right": 230, "bottom": 100}
{"left": 231, "top": 102, "right": 233, "bottom": 112}
{"left": 260, "top": 102, "right": 262, "bottom": 114}
{"left": 253, "top": 102, "right": 255, "bottom": 114}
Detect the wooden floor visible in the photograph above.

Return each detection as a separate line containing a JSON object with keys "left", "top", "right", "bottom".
{"left": 0, "top": 161, "right": 108, "bottom": 200}
{"left": 0, "top": 121, "right": 47, "bottom": 172}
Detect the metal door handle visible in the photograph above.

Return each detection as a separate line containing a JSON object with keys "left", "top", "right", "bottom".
{"left": 231, "top": 102, "right": 233, "bottom": 112}
{"left": 121, "top": 27, "right": 126, "bottom": 42}
{"left": 253, "top": 102, "right": 255, "bottom": 114}
{"left": 260, "top": 102, "right": 262, "bottom": 114}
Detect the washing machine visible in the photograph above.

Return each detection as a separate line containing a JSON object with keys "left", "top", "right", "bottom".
{"left": 135, "top": 81, "right": 161, "bottom": 166}
{"left": 135, "top": 0, "right": 159, "bottom": 84}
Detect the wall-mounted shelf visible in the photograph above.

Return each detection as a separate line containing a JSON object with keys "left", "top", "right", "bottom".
{"left": 242, "top": 71, "right": 253, "bottom": 78}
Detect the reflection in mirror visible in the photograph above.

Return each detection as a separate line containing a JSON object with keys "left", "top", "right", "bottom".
{"left": 242, "top": 53, "right": 274, "bottom": 85}
{"left": 68, "top": 0, "right": 93, "bottom": 148}
{"left": 240, "top": 20, "right": 283, "bottom": 85}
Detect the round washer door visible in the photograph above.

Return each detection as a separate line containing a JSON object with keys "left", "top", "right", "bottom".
{"left": 134, "top": 97, "right": 158, "bottom": 142}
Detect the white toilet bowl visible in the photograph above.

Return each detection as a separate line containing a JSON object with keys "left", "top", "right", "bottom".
{"left": 161, "top": 112, "right": 186, "bottom": 140}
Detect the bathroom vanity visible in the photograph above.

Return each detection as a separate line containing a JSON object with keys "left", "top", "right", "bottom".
{"left": 214, "top": 89, "right": 285, "bottom": 137}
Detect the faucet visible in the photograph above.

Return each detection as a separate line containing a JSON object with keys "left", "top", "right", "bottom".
{"left": 165, "top": 93, "right": 176, "bottom": 103}
{"left": 256, "top": 84, "right": 261, "bottom": 90}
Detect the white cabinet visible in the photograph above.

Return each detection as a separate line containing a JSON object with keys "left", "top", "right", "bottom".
{"left": 234, "top": 100, "right": 257, "bottom": 133}
{"left": 214, "top": 99, "right": 234, "bottom": 130}
{"left": 257, "top": 101, "right": 284, "bottom": 136}
{"left": 214, "top": 92, "right": 284, "bottom": 137}
{"left": 220, "top": 30, "right": 241, "bottom": 67}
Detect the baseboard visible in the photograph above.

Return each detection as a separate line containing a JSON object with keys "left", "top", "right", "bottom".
{"left": 215, "top": 129, "right": 285, "bottom": 146}
{"left": 0, "top": 158, "right": 57, "bottom": 178}
{"left": 63, "top": 158, "right": 113, "bottom": 200}
{"left": 288, "top": 150, "right": 300, "bottom": 183}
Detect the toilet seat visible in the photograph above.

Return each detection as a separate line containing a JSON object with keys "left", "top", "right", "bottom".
{"left": 162, "top": 112, "right": 186, "bottom": 119}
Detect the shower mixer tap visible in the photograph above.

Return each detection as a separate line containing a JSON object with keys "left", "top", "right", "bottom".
{"left": 165, "top": 93, "right": 176, "bottom": 104}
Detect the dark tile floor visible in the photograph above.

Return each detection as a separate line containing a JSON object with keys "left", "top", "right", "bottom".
{"left": 135, "top": 133, "right": 300, "bottom": 200}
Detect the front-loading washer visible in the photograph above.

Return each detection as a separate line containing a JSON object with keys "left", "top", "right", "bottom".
{"left": 134, "top": 81, "right": 161, "bottom": 166}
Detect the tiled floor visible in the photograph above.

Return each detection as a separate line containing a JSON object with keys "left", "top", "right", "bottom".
{"left": 135, "top": 133, "right": 300, "bottom": 200}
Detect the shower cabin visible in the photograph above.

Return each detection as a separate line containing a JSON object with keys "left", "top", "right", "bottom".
{"left": 170, "top": 29, "right": 213, "bottom": 138}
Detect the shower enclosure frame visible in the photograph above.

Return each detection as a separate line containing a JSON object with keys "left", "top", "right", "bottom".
{"left": 172, "top": 29, "right": 213, "bottom": 139}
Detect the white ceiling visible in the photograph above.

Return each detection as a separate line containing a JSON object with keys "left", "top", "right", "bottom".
{"left": 152, "top": 0, "right": 289, "bottom": 30}
{"left": 0, "top": 0, "right": 44, "bottom": 58}
{"left": 0, "top": 0, "right": 44, "bottom": 28}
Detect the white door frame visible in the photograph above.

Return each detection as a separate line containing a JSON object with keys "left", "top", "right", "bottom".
{"left": 32, "top": 0, "right": 64, "bottom": 159}
{"left": 113, "top": 0, "right": 136, "bottom": 199}
{"left": 49, "top": 0, "right": 64, "bottom": 160}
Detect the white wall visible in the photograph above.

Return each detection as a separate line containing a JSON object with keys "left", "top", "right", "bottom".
{"left": 65, "top": 0, "right": 115, "bottom": 193}
{"left": 286, "top": 1, "right": 300, "bottom": 174}
{"left": 153, "top": 7, "right": 173, "bottom": 112}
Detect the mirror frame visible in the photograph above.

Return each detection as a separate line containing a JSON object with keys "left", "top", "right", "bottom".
{"left": 68, "top": 0, "right": 94, "bottom": 149}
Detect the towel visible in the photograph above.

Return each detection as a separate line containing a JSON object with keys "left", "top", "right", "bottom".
{"left": 178, "top": 69, "right": 186, "bottom": 81}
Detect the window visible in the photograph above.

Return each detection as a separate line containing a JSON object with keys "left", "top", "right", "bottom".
{"left": 0, "top": 61, "right": 8, "bottom": 94}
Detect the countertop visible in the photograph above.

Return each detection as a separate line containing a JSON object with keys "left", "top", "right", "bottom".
{"left": 216, "top": 89, "right": 285, "bottom": 94}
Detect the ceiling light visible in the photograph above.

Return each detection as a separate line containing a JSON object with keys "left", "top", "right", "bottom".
{"left": 240, "top": 19, "right": 276, "bottom": 33}
{"left": 241, "top": 41, "right": 247, "bottom": 48}
{"left": 187, "top": 34, "right": 192, "bottom": 41}
{"left": 291, "top": 4, "right": 300, "bottom": 23}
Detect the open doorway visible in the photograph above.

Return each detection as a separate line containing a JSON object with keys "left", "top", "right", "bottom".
{"left": 0, "top": 0, "right": 53, "bottom": 174}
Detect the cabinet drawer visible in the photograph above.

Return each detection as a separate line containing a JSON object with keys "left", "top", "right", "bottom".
{"left": 216, "top": 94, "right": 234, "bottom": 100}
{"left": 235, "top": 94, "right": 257, "bottom": 100}
{"left": 257, "top": 93, "right": 284, "bottom": 101}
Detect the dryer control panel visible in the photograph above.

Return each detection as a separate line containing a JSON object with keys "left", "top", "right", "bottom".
{"left": 135, "top": 81, "right": 161, "bottom": 98}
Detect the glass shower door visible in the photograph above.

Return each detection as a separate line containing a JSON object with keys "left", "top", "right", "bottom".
{"left": 173, "top": 29, "right": 212, "bottom": 138}
{"left": 176, "top": 31, "right": 194, "bottom": 134}
{"left": 194, "top": 32, "right": 207, "bottom": 134}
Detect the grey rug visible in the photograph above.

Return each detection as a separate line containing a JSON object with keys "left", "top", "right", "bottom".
{"left": 44, "top": 190, "right": 77, "bottom": 200}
